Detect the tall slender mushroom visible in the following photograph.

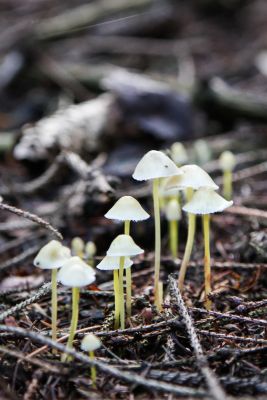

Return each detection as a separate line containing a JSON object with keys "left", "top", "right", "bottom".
{"left": 132, "top": 150, "right": 183, "bottom": 309}
{"left": 58, "top": 256, "right": 95, "bottom": 361}
{"left": 164, "top": 165, "right": 218, "bottom": 291}
{"left": 106, "top": 234, "right": 143, "bottom": 329}
{"left": 96, "top": 255, "right": 133, "bottom": 329}
{"left": 34, "top": 240, "right": 71, "bottom": 345}
{"left": 219, "top": 151, "right": 236, "bottom": 200}
{"left": 183, "top": 188, "right": 232, "bottom": 309}
{"left": 105, "top": 195, "right": 149, "bottom": 317}
{"left": 165, "top": 198, "right": 181, "bottom": 259}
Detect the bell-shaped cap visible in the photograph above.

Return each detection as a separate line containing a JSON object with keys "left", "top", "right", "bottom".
{"left": 219, "top": 151, "right": 236, "bottom": 171}
{"left": 105, "top": 196, "right": 150, "bottom": 222}
{"left": 96, "top": 255, "right": 133, "bottom": 270}
{"left": 71, "top": 237, "right": 85, "bottom": 255}
{"left": 85, "top": 241, "right": 97, "bottom": 257}
{"left": 165, "top": 199, "right": 181, "bottom": 221}
{"left": 81, "top": 333, "right": 101, "bottom": 352}
{"left": 34, "top": 240, "right": 71, "bottom": 270}
{"left": 164, "top": 164, "right": 218, "bottom": 192}
{"left": 171, "top": 142, "right": 188, "bottom": 165}
{"left": 132, "top": 150, "right": 183, "bottom": 181}
{"left": 106, "top": 234, "right": 144, "bottom": 257}
{"left": 183, "top": 188, "right": 233, "bottom": 215}
{"left": 58, "top": 256, "right": 95, "bottom": 287}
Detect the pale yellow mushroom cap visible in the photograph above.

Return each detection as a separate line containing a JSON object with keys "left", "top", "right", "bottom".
{"left": 81, "top": 333, "right": 101, "bottom": 352}
{"left": 34, "top": 240, "right": 71, "bottom": 270}
{"left": 71, "top": 237, "right": 85, "bottom": 255}
{"left": 96, "top": 255, "right": 133, "bottom": 270}
{"left": 219, "top": 151, "right": 236, "bottom": 172}
{"left": 165, "top": 199, "right": 181, "bottom": 221}
{"left": 164, "top": 164, "right": 218, "bottom": 191}
{"left": 58, "top": 256, "right": 95, "bottom": 287}
{"left": 106, "top": 234, "right": 144, "bottom": 257}
{"left": 85, "top": 241, "right": 97, "bottom": 257}
{"left": 132, "top": 150, "right": 183, "bottom": 181}
{"left": 183, "top": 188, "right": 233, "bottom": 215}
{"left": 170, "top": 142, "right": 188, "bottom": 165}
{"left": 105, "top": 196, "right": 150, "bottom": 221}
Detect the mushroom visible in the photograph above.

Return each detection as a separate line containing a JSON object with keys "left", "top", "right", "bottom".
{"left": 132, "top": 150, "right": 183, "bottom": 309}
{"left": 219, "top": 151, "right": 236, "bottom": 200}
{"left": 71, "top": 237, "right": 85, "bottom": 258}
{"left": 183, "top": 188, "right": 233, "bottom": 309}
{"left": 80, "top": 333, "right": 101, "bottom": 387}
{"left": 105, "top": 196, "right": 149, "bottom": 317}
{"left": 106, "top": 234, "right": 143, "bottom": 328}
{"left": 58, "top": 256, "right": 96, "bottom": 360}
{"left": 170, "top": 142, "right": 188, "bottom": 166}
{"left": 85, "top": 241, "right": 97, "bottom": 267}
{"left": 165, "top": 198, "right": 181, "bottom": 259}
{"left": 96, "top": 255, "right": 133, "bottom": 328}
{"left": 33, "top": 240, "right": 71, "bottom": 344}
{"left": 164, "top": 165, "right": 218, "bottom": 291}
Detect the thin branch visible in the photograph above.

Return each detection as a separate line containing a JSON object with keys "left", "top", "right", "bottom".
{"left": 168, "top": 275, "right": 226, "bottom": 400}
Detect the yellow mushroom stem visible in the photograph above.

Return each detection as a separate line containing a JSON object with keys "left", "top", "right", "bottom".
{"left": 169, "top": 219, "right": 178, "bottom": 259}
{"left": 51, "top": 268, "right": 58, "bottom": 348}
{"left": 223, "top": 170, "right": 233, "bottom": 200}
{"left": 89, "top": 350, "right": 97, "bottom": 387}
{"left": 124, "top": 220, "right": 132, "bottom": 318}
{"left": 62, "top": 287, "right": 80, "bottom": 362}
{"left": 113, "top": 270, "right": 120, "bottom": 329}
{"left": 178, "top": 212, "right": 196, "bottom": 290}
{"left": 203, "top": 214, "right": 212, "bottom": 310}
{"left": 158, "top": 280, "right": 163, "bottom": 309}
{"left": 119, "top": 256, "right": 125, "bottom": 329}
{"left": 153, "top": 178, "right": 161, "bottom": 310}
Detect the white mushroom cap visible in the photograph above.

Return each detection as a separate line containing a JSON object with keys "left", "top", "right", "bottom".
{"left": 105, "top": 196, "right": 150, "bottom": 221}
{"left": 106, "top": 234, "right": 144, "bottom": 257}
{"left": 71, "top": 237, "right": 85, "bottom": 255}
{"left": 58, "top": 256, "right": 95, "bottom": 287}
{"left": 219, "top": 151, "right": 236, "bottom": 171}
{"left": 132, "top": 150, "right": 183, "bottom": 181}
{"left": 159, "top": 178, "right": 180, "bottom": 198}
{"left": 164, "top": 165, "right": 218, "bottom": 191}
{"left": 81, "top": 333, "right": 101, "bottom": 352}
{"left": 171, "top": 142, "right": 188, "bottom": 165}
{"left": 183, "top": 188, "right": 233, "bottom": 215}
{"left": 34, "top": 240, "right": 71, "bottom": 270}
{"left": 96, "top": 255, "right": 133, "bottom": 270}
{"left": 165, "top": 199, "right": 181, "bottom": 221}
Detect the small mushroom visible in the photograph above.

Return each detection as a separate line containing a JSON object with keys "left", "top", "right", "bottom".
{"left": 106, "top": 234, "right": 143, "bottom": 329}
{"left": 33, "top": 240, "right": 71, "bottom": 344}
{"left": 170, "top": 142, "right": 188, "bottom": 166}
{"left": 71, "top": 237, "right": 85, "bottom": 258}
{"left": 165, "top": 198, "right": 181, "bottom": 259}
{"left": 132, "top": 150, "right": 183, "bottom": 309}
{"left": 219, "top": 151, "right": 236, "bottom": 200}
{"left": 58, "top": 256, "right": 96, "bottom": 360}
{"left": 105, "top": 196, "right": 149, "bottom": 317}
{"left": 85, "top": 241, "right": 97, "bottom": 267}
{"left": 183, "top": 188, "right": 233, "bottom": 309}
{"left": 80, "top": 333, "right": 101, "bottom": 387}
{"left": 165, "top": 165, "right": 218, "bottom": 291}
{"left": 96, "top": 255, "right": 133, "bottom": 329}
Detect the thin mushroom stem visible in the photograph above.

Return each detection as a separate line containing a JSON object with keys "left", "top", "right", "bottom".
{"left": 124, "top": 220, "right": 132, "bottom": 318}
{"left": 223, "top": 170, "right": 232, "bottom": 200}
{"left": 169, "top": 219, "right": 178, "bottom": 259}
{"left": 89, "top": 350, "right": 97, "bottom": 387}
{"left": 119, "top": 256, "right": 125, "bottom": 329}
{"left": 51, "top": 268, "right": 58, "bottom": 348}
{"left": 113, "top": 270, "right": 120, "bottom": 329}
{"left": 203, "top": 214, "right": 212, "bottom": 310}
{"left": 153, "top": 178, "right": 161, "bottom": 310}
{"left": 62, "top": 287, "right": 80, "bottom": 361}
{"left": 178, "top": 213, "right": 196, "bottom": 291}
